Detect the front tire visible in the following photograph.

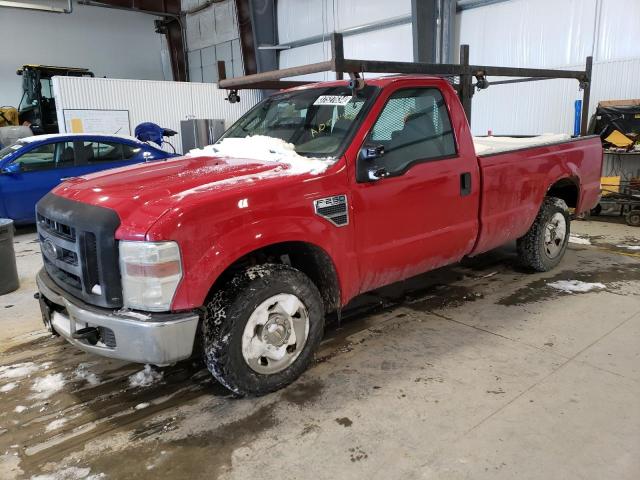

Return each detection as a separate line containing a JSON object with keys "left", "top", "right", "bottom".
{"left": 202, "top": 263, "right": 324, "bottom": 396}
{"left": 517, "top": 197, "right": 570, "bottom": 272}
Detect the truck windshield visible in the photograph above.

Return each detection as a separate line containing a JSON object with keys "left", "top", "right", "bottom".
{"left": 222, "top": 85, "right": 378, "bottom": 157}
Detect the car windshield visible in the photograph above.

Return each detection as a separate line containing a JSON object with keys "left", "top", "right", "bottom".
{"left": 0, "top": 141, "right": 26, "bottom": 162}
{"left": 222, "top": 85, "right": 379, "bottom": 157}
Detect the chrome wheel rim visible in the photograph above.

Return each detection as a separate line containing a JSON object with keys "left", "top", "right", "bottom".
{"left": 241, "top": 294, "right": 310, "bottom": 374}
{"left": 543, "top": 212, "right": 567, "bottom": 259}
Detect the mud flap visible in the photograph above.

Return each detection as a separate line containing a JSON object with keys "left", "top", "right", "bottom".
{"left": 37, "top": 293, "right": 55, "bottom": 334}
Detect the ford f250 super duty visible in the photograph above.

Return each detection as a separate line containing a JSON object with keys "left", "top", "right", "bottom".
{"left": 35, "top": 74, "right": 602, "bottom": 396}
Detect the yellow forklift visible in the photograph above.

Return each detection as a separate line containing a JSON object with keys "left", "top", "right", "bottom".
{"left": 12, "top": 65, "right": 94, "bottom": 134}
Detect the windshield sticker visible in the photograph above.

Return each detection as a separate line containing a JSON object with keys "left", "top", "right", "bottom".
{"left": 313, "top": 95, "right": 352, "bottom": 106}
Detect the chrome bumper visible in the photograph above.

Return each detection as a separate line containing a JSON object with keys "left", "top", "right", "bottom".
{"left": 36, "top": 269, "right": 199, "bottom": 366}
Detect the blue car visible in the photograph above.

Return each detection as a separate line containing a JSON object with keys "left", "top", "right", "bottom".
{"left": 0, "top": 134, "right": 176, "bottom": 224}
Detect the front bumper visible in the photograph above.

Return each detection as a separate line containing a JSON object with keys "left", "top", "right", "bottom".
{"left": 36, "top": 268, "right": 199, "bottom": 366}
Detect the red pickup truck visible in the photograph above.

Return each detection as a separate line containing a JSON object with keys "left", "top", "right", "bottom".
{"left": 35, "top": 75, "right": 602, "bottom": 395}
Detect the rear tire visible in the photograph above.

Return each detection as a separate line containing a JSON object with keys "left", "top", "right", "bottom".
{"left": 202, "top": 263, "right": 324, "bottom": 396}
{"left": 517, "top": 197, "right": 570, "bottom": 272}
{"left": 625, "top": 209, "right": 640, "bottom": 227}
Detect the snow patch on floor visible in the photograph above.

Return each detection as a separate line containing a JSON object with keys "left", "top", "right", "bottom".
{"left": 30, "top": 467, "right": 105, "bottom": 480}
{"left": 14, "top": 405, "right": 27, "bottom": 413}
{"left": 616, "top": 244, "right": 640, "bottom": 250}
{"left": 30, "top": 373, "right": 66, "bottom": 400}
{"left": 569, "top": 235, "right": 591, "bottom": 245}
{"left": 548, "top": 280, "right": 606, "bottom": 293}
{"left": 73, "top": 365, "right": 100, "bottom": 386}
{"left": 135, "top": 402, "right": 150, "bottom": 410}
{"left": 0, "top": 362, "right": 39, "bottom": 379}
{"left": 189, "top": 135, "right": 334, "bottom": 175}
{"left": 0, "top": 382, "right": 18, "bottom": 393}
{"left": 45, "top": 418, "right": 67, "bottom": 432}
{"left": 129, "top": 365, "right": 163, "bottom": 388}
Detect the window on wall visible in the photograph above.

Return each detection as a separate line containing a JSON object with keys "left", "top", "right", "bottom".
{"left": 367, "top": 88, "right": 456, "bottom": 176}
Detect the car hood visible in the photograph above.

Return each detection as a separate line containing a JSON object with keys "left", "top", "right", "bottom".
{"left": 52, "top": 154, "right": 322, "bottom": 239}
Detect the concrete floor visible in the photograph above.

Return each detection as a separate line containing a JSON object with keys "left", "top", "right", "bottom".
{"left": 0, "top": 218, "right": 638, "bottom": 480}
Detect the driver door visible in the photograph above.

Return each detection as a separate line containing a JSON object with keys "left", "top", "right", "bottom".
{"left": 1, "top": 141, "right": 76, "bottom": 222}
{"left": 351, "top": 86, "right": 479, "bottom": 293}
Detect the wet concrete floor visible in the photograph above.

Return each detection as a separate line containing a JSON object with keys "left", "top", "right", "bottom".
{"left": 1, "top": 219, "right": 639, "bottom": 479}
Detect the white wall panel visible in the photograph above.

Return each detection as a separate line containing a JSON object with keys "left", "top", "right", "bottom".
{"left": 596, "top": 0, "right": 640, "bottom": 61}
{"left": 468, "top": 58, "right": 640, "bottom": 136}
{"left": 334, "top": 0, "right": 411, "bottom": 30}
{"left": 277, "top": 0, "right": 331, "bottom": 44}
{"left": 457, "top": 0, "right": 597, "bottom": 67}
{"left": 277, "top": 0, "right": 413, "bottom": 78}
{"left": 457, "top": 0, "right": 640, "bottom": 135}
{"left": 279, "top": 42, "right": 332, "bottom": 82}
{"left": 343, "top": 24, "right": 414, "bottom": 62}
{"left": 0, "top": 4, "right": 166, "bottom": 107}
{"left": 52, "top": 77, "right": 261, "bottom": 154}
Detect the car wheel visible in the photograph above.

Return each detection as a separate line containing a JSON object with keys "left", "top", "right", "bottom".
{"left": 517, "top": 197, "right": 570, "bottom": 272}
{"left": 202, "top": 263, "right": 324, "bottom": 396}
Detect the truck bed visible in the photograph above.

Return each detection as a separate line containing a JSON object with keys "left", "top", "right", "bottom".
{"left": 470, "top": 135, "right": 603, "bottom": 256}
{"left": 473, "top": 134, "right": 572, "bottom": 156}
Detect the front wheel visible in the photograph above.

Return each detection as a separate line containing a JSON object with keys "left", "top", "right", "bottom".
{"left": 517, "top": 197, "right": 570, "bottom": 272}
{"left": 202, "top": 264, "right": 324, "bottom": 396}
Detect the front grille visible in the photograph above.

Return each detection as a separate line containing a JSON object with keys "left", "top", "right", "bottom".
{"left": 37, "top": 213, "right": 76, "bottom": 241}
{"left": 36, "top": 193, "right": 123, "bottom": 309}
{"left": 43, "top": 256, "right": 82, "bottom": 290}
{"left": 82, "top": 232, "right": 100, "bottom": 291}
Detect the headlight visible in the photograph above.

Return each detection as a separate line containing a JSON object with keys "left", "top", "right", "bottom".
{"left": 119, "top": 241, "right": 182, "bottom": 312}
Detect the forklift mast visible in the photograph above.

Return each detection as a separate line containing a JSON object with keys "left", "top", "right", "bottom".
{"left": 16, "top": 65, "right": 94, "bottom": 134}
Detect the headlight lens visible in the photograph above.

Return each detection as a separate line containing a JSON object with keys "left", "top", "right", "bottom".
{"left": 119, "top": 241, "right": 182, "bottom": 312}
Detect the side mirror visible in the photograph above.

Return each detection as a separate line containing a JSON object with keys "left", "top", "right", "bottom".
{"left": 1, "top": 163, "right": 22, "bottom": 175}
{"left": 359, "top": 144, "right": 384, "bottom": 161}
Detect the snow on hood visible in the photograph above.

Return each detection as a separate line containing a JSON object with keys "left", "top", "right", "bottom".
{"left": 188, "top": 135, "right": 334, "bottom": 175}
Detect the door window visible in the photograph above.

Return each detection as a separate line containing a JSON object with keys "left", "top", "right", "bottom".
{"left": 56, "top": 142, "right": 76, "bottom": 168}
{"left": 122, "top": 143, "right": 142, "bottom": 160}
{"left": 12, "top": 143, "right": 55, "bottom": 172}
{"left": 78, "top": 141, "right": 125, "bottom": 164}
{"left": 366, "top": 88, "right": 456, "bottom": 176}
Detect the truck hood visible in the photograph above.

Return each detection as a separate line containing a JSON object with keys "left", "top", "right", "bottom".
{"left": 53, "top": 154, "right": 323, "bottom": 239}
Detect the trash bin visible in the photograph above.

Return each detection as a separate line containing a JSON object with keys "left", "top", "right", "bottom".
{"left": 0, "top": 218, "right": 19, "bottom": 295}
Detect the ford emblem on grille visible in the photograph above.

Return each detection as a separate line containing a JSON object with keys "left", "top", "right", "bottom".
{"left": 42, "top": 238, "right": 58, "bottom": 259}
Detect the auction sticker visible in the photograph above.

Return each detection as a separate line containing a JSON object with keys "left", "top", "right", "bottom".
{"left": 313, "top": 95, "right": 352, "bottom": 106}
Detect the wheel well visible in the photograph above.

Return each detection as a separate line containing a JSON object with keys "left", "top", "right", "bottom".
{"left": 547, "top": 178, "right": 579, "bottom": 208}
{"left": 208, "top": 242, "right": 340, "bottom": 314}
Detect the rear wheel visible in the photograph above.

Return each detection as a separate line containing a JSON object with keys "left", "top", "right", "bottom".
{"left": 202, "top": 263, "right": 324, "bottom": 396}
{"left": 517, "top": 197, "right": 570, "bottom": 272}
{"left": 626, "top": 209, "right": 640, "bottom": 227}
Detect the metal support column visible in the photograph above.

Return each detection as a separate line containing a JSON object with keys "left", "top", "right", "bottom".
{"left": 332, "top": 33, "right": 345, "bottom": 80}
{"left": 580, "top": 56, "right": 593, "bottom": 136}
{"left": 459, "top": 44, "right": 473, "bottom": 123}
{"left": 412, "top": 0, "right": 438, "bottom": 63}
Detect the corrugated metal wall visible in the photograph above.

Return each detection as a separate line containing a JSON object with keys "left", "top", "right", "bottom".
{"left": 457, "top": 0, "right": 640, "bottom": 135}
{"left": 52, "top": 77, "right": 261, "bottom": 154}
{"left": 182, "top": 0, "right": 244, "bottom": 82}
{"left": 277, "top": 0, "right": 414, "bottom": 81}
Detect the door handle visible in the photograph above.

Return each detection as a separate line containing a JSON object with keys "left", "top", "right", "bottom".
{"left": 460, "top": 172, "right": 472, "bottom": 196}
